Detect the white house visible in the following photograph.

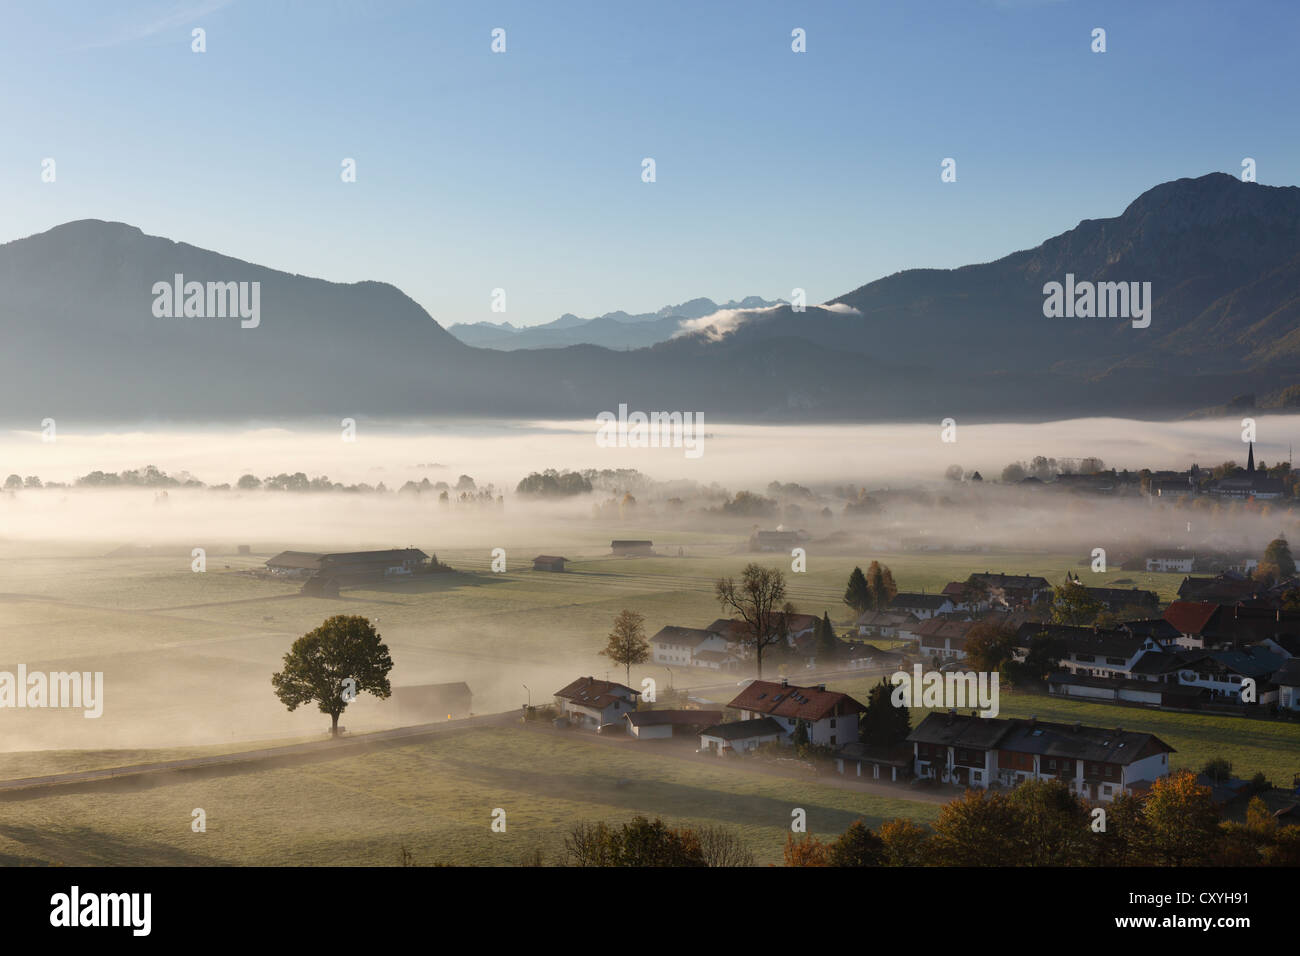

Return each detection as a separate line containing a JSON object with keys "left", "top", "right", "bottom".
{"left": 887, "top": 592, "right": 956, "bottom": 621}
{"left": 553, "top": 676, "right": 639, "bottom": 731}
{"left": 908, "top": 712, "right": 1174, "bottom": 803}
{"left": 1146, "top": 551, "right": 1195, "bottom": 573}
{"left": 1275, "top": 660, "right": 1300, "bottom": 711}
{"left": 624, "top": 709, "right": 722, "bottom": 739}
{"left": 698, "top": 717, "right": 784, "bottom": 755}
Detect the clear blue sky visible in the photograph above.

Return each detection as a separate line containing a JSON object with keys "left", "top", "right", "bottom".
{"left": 1, "top": 0, "right": 1295, "bottom": 327}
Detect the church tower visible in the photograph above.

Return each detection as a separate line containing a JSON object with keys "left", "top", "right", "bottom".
{"left": 1247, "top": 441, "right": 1256, "bottom": 475}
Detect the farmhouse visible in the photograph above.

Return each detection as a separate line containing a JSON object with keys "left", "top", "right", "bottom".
{"left": 553, "top": 676, "right": 639, "bottom": 731}
{"left": 966, "top": 572, "right": 1050, "bottom": 608}
{"left": 887, "top": 592, "right": 956, "bottom": 620}
{"left": 265, "top": 548, "right": 428, "bottom": 582}
{"left": 727, "top": 679, "right": 865, "bottom": 748}
{"left": 532, "top": 555, "right": 569, "bottom": 572}
{"left": 1147, "top": 550, "right": 1195, "bottom": 573}
{"left": 915, "top": 617, "right": 974, "bottom": 660}
{"left": 908, "top": 712, "right": 1174, "bottom": 802}
{"left": 749, "top": 529, "right": 802, "bottom": 551}
{"left": 856, "top": 609, "right": 919, "bottom": 638}
{"left": 698, "top": 717, "right": 784, "bottom": 755}
{"left": 390, "top": 682, "right": 472, "bottom": 722}
{"left": 649, "top": 625, "right": 739, "bottom": 669}
{"left": 624, "top": 709, "right": 722, "bottom": 739}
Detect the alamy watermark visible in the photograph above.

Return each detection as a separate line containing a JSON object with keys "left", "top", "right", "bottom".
{"left": 152, "top": 274, "right": 261, "bottom": 328}
{"left": 0, "top": 665, "right": 104, "bottom": 717}
{"left": 596, "top": 404, "right": 704, "bottom": 459}
{"left": 890, "top": 665, "right": 999, "bottom": 717}
{"left": 1042, "top": 273, "right": 1150, "bottom": 329}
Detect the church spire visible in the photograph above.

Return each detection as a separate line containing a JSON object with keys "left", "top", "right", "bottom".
{"left": 1247, "top": 441, "right": 1255, "bottom": 475}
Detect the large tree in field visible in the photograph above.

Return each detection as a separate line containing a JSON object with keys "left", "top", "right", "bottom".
{"left": 963, "top": 618, "right": 1018, "bottom": 673}
{"left": 1258, "top": 536, "right": 1297, "bottom": 583}
{"left": 601, "top": 609, "right": 650, "bottom": 686}
{"left": 272, "top": 615, "right": 393, "bottom": 736}
{"left": 859, "top": 677, "right": 910, "bottom": 748}
{"left": 716, "top": 563, "right": 794, "bottom": 679}
{"left": 1049, "top": 577, "right": 1103, "bottom": 626}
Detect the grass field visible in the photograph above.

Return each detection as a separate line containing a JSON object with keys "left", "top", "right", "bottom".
{"left": 0, "top": 727, "right": 938, "bottom": 866}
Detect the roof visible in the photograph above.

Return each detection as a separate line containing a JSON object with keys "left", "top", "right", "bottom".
{"left": 319, "top": 549, "right": 428, "bottom": 565}
{"left": 649, "top": 626, "right": 715, "bottom": 648}
{"left": 855, "top": 609, "right": 918, "bottom": 628}
{"left": 705, "top": 619, "right": 750, "bottom": 640}
{"left": 1179, "top": 646, "right": 1285, "bottom": 679}
{"left": 967, "top": 572, "right": 1050, "bottom": 590}
{"left": 727, "top": 680, "right": 866, "bottom": 721}
{"left": 1083, "top": 586, "right": 1159, "bottom": 608}
{"left": 266, "top": 550, "right": 324, "bottom": 569}
{"left": 625, "top": 709, "right": 722, "bottom": 727}
{"left": 915, "top": 618, "right": 974, "bottom": 640}
{"left": 1273, "top": 659, "right": 1300, "bottom": 686}
{"left": 699, "top": 717, "right": 784, "bottom": 741}
{"left": 1128, "top": 652, "right": 1181, "bottom": 676}
{"left": 890, "top": 592, "right": 950, "bottom": 610}
{"left": 1012, "top": 622, "right": 1147, "bottom": 659}
{"left": 909, "top": 712, "right": 1176, "bottom": 765}
{"left": 941, "top": 581, "right": 971, "bottom": 598}
{"left": 693, "top": 649, "right": 737, "bottom": 663}
{"left": 532, "top": 554, "right": 568, "bottom": 563}
{"left": 553, "top": 676, "right": 640, "bottom": 708}
{"left": 1164, "top": 601, "right": 1220, "bottom": 636}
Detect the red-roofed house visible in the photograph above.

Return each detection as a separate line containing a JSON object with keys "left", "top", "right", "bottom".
{"left": 727, "top": 679, "right": 866, "bottom": 748}
{"left": 1163, "top": 601, "right": 1221, "bottom": 649}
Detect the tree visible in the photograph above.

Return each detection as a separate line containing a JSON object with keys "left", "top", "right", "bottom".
{"left": 564, "top": 816, "right": 707, "bottom": 866}
{"left": 844, "top": 566, "right": 871, "bottom": 615}
{"left": 1201, "top": 757, "right": 1232, "bottom": 784}
{"left": 693, "top": 825, "right": 755, "bottom": 867}
{"left": 827, "top": 820, "right": 885, "bottom": 866}
{"left": 865, "top": 561, "right": 898, "bottom": 612}
{"left": 929, "top": 788, "right": 1022, "bottom": 866}
{"left": 814, "top": 611, "right": 840, "bottom": 662}
{"left": 1001, "top": 462, "right": 1027, "bottom": 483}
{"left": 877, "top": 818, "right": 931, "bottom": 865}
{"left": 782, "top": 833, "right": 831, "bottom": 866}
{"left": 1050, "top": 578, "right": 1104, "bottom": 626}
{"left": 236, "top": 473, "right": 262, "bottom": 490}
{"left": 716, "top": 564, "right": 794, "bottom": 679}
{"left": 600, "top": 609, "right": 649, "bottom": 686}
{"left": 1259, "top": 537, "right": 1296, "bottom": 581}
{"left": 963, "top": 618, "right": 1017, "bottom": 673}
{"left": 1004, "top": 779, "right": 1090, "bottom": 866}
{"left": 944, "top": 464, "right": 964, "bottom": 482}
{"left": 3, "top": 474, "right": 21, "bottom": 490}
{"left": 1143, "top": 770, "right": 1221, "bottom": 866}
{"left": 859, "top": 677, "right": 910, "bottom": 748}
{"left": 271, "top": 615, "right": 393, "bottom": 736}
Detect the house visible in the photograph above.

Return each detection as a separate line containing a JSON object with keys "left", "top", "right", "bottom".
{"left": 1081, "top": 586, "right": 1160, "bottom": 615}
{"left": 841, "top": 641, "right": 908, "bottom": 671}
{"left": 1047, "top": 672, "right": 1203, "bottom": 708}
{"left": 855, "top": 609, "right": 919, "bottom": 638}
{"left": 888, "top": 592, "right": 956, "bottom": 620}
{"left": 1176, "top": 573, "right": 1259, "bottom": 603}
{"left": 390, "top": 682, "right": 472, "bottom": 722}
{"left": 532, "top": 555, "right": 569, "bottom": 572}
{"left": 727, "top": 679, "right": 866, "bottom": 748}
{"left": 553, "top": 676, "right": 640, "bottom": 731}
{"left": 611, "top": 540, "right": 654, "bottom": 556}
{"left": 966, "top": 572, "right": 1050, "bottom": 608}
{"left": 699, "top": 717, "right": 784, "bottom": 755}
{"left": 1013, "top": 623, "right": 1159, "bottom": 680}
{"left": 941, "top": 581, "right": 988, "bottom": 612}
{"left": 1162, "top": 601, "right": 1221, "bottom": 648}
{"left": 649, "top": 626, "right": 717, "bottom": 666}
{"left": 1148, "top": 478, "right": 1196, "bottom": 499}
{"left": 1146, "top": 550, "right": 1195, "bottom": 573}
{"left": 624, "top": 709, "right": 722, "bottom": 739}
{"left": 1172, "top": 647, "right": 1284, "bottom": 703}
{"left": 915, "top": 617, "right": 974, "bottom": 661}
{"left": 908, "top": 712, "right": 1175, "bottom": 802}
{"left": 833, "top": 742, "right": 912, "bottom": 782}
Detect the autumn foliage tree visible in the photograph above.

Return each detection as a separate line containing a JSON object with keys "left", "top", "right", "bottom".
{"left": 600, "top": 609, "right": 650, "bottom": 686}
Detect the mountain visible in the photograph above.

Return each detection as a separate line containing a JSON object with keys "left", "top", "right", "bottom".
{"left": 447, "top": 296, "right": 785, "bottom": 350}
{"left": 2, "top": 173, "right": 1298, "bottom": 424}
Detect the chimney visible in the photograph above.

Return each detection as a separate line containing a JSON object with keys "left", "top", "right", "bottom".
{"left": 780, "top": 678, "right": 789, "bottom": 688}
{"left": 816, "top": 683, "right": 826, "bottom": 692}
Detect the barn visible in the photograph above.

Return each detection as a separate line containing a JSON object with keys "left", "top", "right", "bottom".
{"left": 532, "top": 555, "right": 569, "bottom": 572}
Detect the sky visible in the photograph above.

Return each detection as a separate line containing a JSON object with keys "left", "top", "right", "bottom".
{"left": 1, "top": 0, "right": 1296, "bottom": 328}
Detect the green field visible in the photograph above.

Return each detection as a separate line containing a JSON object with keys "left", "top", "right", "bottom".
{"left": 0, "top": 727, "right": 938, "bottom": 866}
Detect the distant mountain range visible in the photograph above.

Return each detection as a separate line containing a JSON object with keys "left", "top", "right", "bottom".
{"left": 2, "top": 172, "right": 1298, "bottom": 423}
{"left": 448, "top": 297, "right": 786, "bottom": 350}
